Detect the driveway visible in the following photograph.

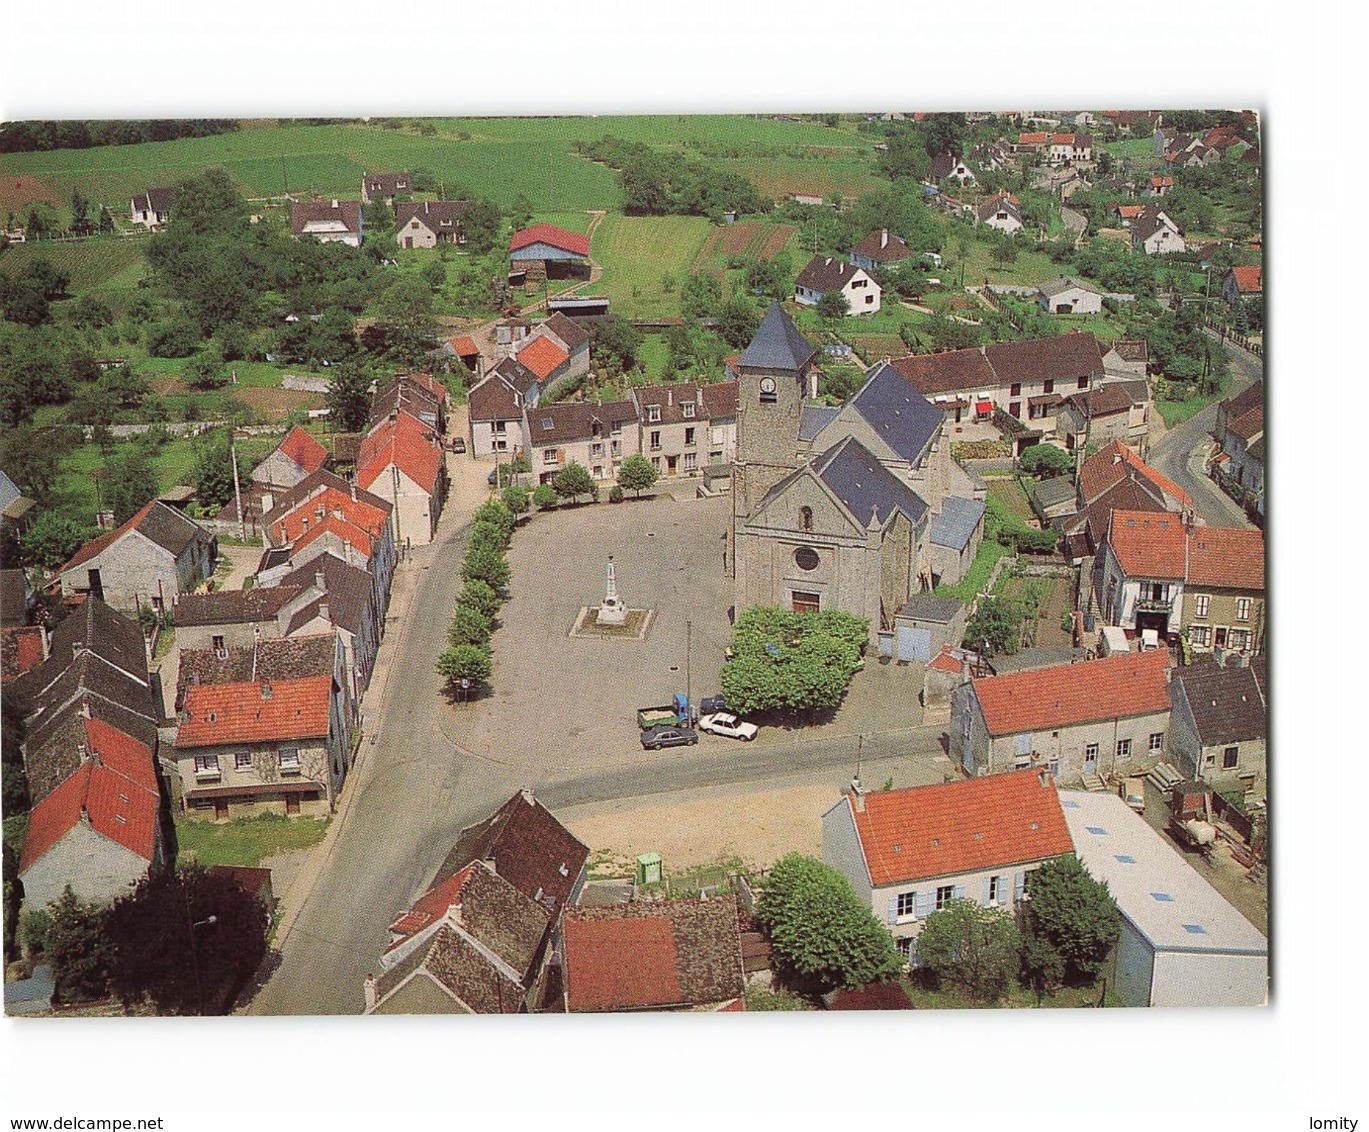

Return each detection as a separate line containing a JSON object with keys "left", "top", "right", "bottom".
{"left": 1147, "top": 334, "right": 1262, "bottom": 528}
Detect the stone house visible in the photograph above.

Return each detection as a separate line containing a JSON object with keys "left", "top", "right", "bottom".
{"left": 1131, "top": 209, "right": 1186, "bottom": 255}
{"left": 562, "top": 898, "right": 745, "bottom": 1012}
{"left": 629, "top": 380, "right": 738, "bottom": 480}
{"left": 394, "top": 200, "right": 468, "bottom": 248}
{"left": 1048, "top": 132, "right": 1093, "bottom": 165}
{"left": 173, "top": 585, "right": 316, "bottom": 653}
{"left": 56, "top": 501, "right": 216, "bottom": 617}
{"left": 793, "top": 256, "right": 882, "bottom": 314}
{"left": 889, "top": 331, "right": 1107, "bottom": 436}
{"left": 524, "top": 400, "right": 640, "bottom": 485}
{"left": 356, "top": 410, "right": 446, "bottom": 546}
{"left": 1168, "top": 656, "right": 1267, "bottom": 802}
{"left": 1102, "top": 339, "right": 1149, "bottom": 378}
{"left": 1097, "top": 510, "right": 1188, "bottom": 638}
{"left": 951, "top": 650, "right": 1173, "bottom": 783}
{"left": 1056, "top": 380, "right": 1151, "bottom": 451}
{"left": 467, "top": 356, "right": 541, "bottom": 458}
{"left": 365, "top": 787, "right": 590, "bottom": 1014}
{"left": 290, "top": 200, "right": 363, "bottom": 247}
{"left": 822, "top": 770, "right": 1074, "bottom": 962}
{"left": 930, "top": 151, "right": 976, "bottom": 185}
{"left": 1180, "top": 525, "right": 1265, "bottom": 655}
{"left": 18, "top": 718, "right": 165, "bottom": 910}
{"left": 175, "top": 674, "right": 349, "bottom": 821}
{"left": 251, "top": 425, "right": 330, "bottom": 489}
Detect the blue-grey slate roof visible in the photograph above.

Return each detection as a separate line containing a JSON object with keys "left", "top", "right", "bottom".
{"left": 815, "top": 437, "right": 928, "bottom": 527}
{"left": 930, "top": 495, "right": 985, "bottom": 550}
{"left": 798, "top": 403, "right": 841, "bottom": 442}
{"left": 0, "top": 471, "right": 21, "bottom": 513}
{"left": 845, "top": 362, "right": 944, "bottom": 463}
{"left": 739, "top": 303, "right": 818, "bottom": 372}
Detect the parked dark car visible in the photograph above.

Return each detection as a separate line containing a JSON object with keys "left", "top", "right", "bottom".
{"left": 640, "top": 725, "right": 698, "bottom": 751}
{"left": 699, "top": 694, "right": 728, "bottom": 715}
{"left": 450, "top": 437, "right": 467, "bottom": 453}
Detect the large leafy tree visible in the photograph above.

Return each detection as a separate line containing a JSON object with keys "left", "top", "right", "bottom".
{"left": 720, "top": 606, "right": 868, "bottom": 717}
{"left": 1020, "top": 855, "right": 1121, "bottom": 985}
{"left": 0, "top": 323, "right": 76, "bottom": 424}
{"left": 449, "top": 604, "right": 492, "bottom": 649}
{"left": 458, "top": 578, "right": 501, "bottom": 620}
{"left": 756, "top": 853, "right": 902, "bottom": 993}
{"left": 20, "top": 511, "right": 95, "bottom": 571}
{"left": 460, "top": 198, "right": 502, "bottom": 256}
{"left": 716, "top": 294, "right": 759, "bottom": 350}
{"left": 326, "top": 362, "right": 374, "bottom": 434}
{"left": 552, "top": 461, "right": 597, "bottom": 504}
{"left": 461, "top": 543, "right": 510, "bottom": 590}
{"left": 680, "top": 272, "right": 723, "bottom": 320}
{"left": 816, "top": 289, "right": 851, "bottom": 323}
{"left": 103, "top": 449, "right": 159, "bottom": 524}
{"left": 190, "top": 429, "right": 249, "bottom": 511}
{"left": 106, "top": 865, "right": 269, "bottom": 1015}
{"left": 914, "top": 898, "right": 1022, "bottom": 1002}
{"left": 47, "top": 887, "right": 115, "bottom": 1004}
{"left": 376, "top": 275, "right": 436, "bottom": 368}
{"left": 616, "top": 454, "right": 659, "bottom": 497}
{"left": 590, "top": 318, "right": 643, "bottom": 375}
{"left": 1019, "top": 443, "right": 1072, "bottom": 479}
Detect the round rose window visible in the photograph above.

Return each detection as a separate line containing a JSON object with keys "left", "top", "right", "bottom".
{"left": 794, "top": 547, "right": 820, "bottom": 571}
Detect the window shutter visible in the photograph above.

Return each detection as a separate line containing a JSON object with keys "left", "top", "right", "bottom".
{"left": 953, "top": 885, "right": 966, "bottom": 902}
{"left": 1001, "top": 876, "right": 1012, "bottom": 904}
{"left": 915, "top": 891, "right": 934, "bottom": 919}
{"left": 887, "top": 895, "right": 899, "bottom": 925}
{"left": 1014, "top": 872, "right": 1026, "bottom": 901}
{"left": 1015, "top": 732, "right": 1033, "bottom": 756}
{"left": 982, "top": 877, "right": 992, "bottom": 906}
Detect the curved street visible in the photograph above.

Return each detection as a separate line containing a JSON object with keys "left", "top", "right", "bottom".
{"left": 1147, "top": 332, "right": 1262, "bottom": 528}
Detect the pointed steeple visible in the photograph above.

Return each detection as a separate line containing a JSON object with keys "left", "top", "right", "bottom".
{"left": 739, "top": 302, "right": 818, "bottom": 373}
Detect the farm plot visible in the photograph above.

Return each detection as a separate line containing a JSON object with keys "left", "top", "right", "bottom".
{"left": 589, "top": 214, "right": 713, "bottom": 319}
{"left": 0, "top": 237, "right": 147, "bottom": 294}
{"left": 722, "top": 155, "right": 885, "bottom": 203}
{"left": 986, "top": 476, "right": 1035, "bottom": 523}
{"left": 690, "top": 221, "right": 797, "bottom": 276}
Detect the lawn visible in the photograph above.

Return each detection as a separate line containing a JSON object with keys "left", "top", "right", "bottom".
{"left": 174, "top": 813, "right": 330, "bottom": 868}
{"left": 0, "top": 236, "right": 148, "bottom": 293}
{"left": 721, "top": 155, "right": 884, "bottom": 203}
{"left": 933, "top": 535, "right": 1013, "bottom": 603}
{"left": 899, "top": 975, "right": 1122, "bottom": 1009}
{"left": 589, "top": 213, "right": 714, "bottom": 319}
{"left": 1155, "top": 370, "right": 1232, "bottom": 428}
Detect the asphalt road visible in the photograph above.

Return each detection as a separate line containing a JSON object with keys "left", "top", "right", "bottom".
{"left": 1147, "top": 333, "right": 1262, "bottom": 528}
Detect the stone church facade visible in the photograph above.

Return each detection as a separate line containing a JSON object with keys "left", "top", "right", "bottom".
{"left": 731, "top": 304, "right": 985, "bottom": 642}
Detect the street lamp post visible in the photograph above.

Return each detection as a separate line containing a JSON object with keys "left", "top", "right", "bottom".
{"left": 184, "top": 883, "right": 219, "bottom": 1016}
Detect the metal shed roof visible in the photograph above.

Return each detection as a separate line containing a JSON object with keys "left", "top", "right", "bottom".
{"left": 930, "top": 495, "right": 986, "bottom": 550}
{"left": 1059, "top": 791, "right": 1267, "bottom": 957}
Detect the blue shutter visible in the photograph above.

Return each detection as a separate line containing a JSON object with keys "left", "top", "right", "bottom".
{"left": 953, "top": 884, "right": 966, "bottom": 902}
{"left": 1001, "top": 876, "right": 1012, "bottom": 905}
{"left": 1014, "top": 872, "right": 1026, "bottom": 901}
{"left": 982, "top": 877, "right": 992, "bottom": 906}
{"left": 915, "top": 891, "right": 934, "bottom": 919}
{"left": 1015, "top": 732, "right": 1033, "bottom": 756}
{"left": 887, "top": 895, "right": 898, "bottom": 925}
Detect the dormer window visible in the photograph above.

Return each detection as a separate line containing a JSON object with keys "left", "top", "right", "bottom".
{"left": 647, "top": 405, "right": 661, "bottom": 423}
{"left": 542, "top": 418, "right": 554, "bottom": 430}
{"left": 681, "top": 402, "right": 696, "bottom": 418}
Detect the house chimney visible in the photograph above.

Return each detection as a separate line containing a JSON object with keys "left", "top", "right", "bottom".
{"left": 80, "top": 698, "right": 91, "bottom": 719}
{"left": 350, "top": 482, "right": 357, "bottom": 502}
{"left": 40, "top": 623, "right": 50, "bottom": 661}
{"left": 262, "top": 491, "right": 274, "bottom": 515}
{"left": 809, "top": 371, "right": 819, "bottom": 400}
{"left": 851, "top": 778, "right": 865, "bottom": 812}
{"left": 520, "top": 786, "right": 535, "bottom": 806}
{"left": 667, "top": 389, "right": 673, "bottom": 406}
{"left": 79, "top": 806, "right": 91, "bottom": 826}
{"left": 334, "top": 507, "right": 345, "bottom": 521}
{"left": 331, "top": 199, "right": 340, "bottom": 209}
{"left": 77, "top": 742, "right": 88, "bottom": 761}
{"left": 315, "top": 570, "right": 325, "bottom": 592}
{"left": 880, "top": 228, "right": 889, "bottom": 248}
{"left": 363, "top": 974, "right": 377, "bottom": 1012}
{"left": 1038, "top": 769, "right": 1051, "bottom": 789}
{"left": 319, "top": 600, "right": 330, "bottom": 624}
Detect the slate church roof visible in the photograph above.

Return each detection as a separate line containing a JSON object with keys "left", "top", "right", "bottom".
{"left": 739, "top": 302, "right": 818, "bottom": 372}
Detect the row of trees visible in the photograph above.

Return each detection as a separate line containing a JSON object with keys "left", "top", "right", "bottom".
{"left": 577, "top": 135, "right": 768, "bottom": 220}
{"left": 19, "top": 869, "right": 269, "bottom": 1013}
{"left": 436, "top": 498, "right": 517, "bottom": 693}
{"left": 0, "top": 119, "right": 238, "bottom": 153}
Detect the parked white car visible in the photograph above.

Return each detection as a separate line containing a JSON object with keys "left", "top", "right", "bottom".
{"left": 698, "top": 712, "right": 759, "bottom": 742}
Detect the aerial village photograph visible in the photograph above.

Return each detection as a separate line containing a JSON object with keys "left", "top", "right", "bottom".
{"left": 0, "top": 105, "right": 1270, "bottom": 1020}
{"left": 0, "top": 4, "right": 1357, "bottom": 1121}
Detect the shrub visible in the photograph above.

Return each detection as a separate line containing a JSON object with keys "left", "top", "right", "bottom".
{"left": 21, "top": 907, "right": 52, "bottom": 955}
{"left": 532, "top": 483, "right": 558, "bottom": 510}
{"left": 608, "top": 485, "right": 624, "bottom": 504}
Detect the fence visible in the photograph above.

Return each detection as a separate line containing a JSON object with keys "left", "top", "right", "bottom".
{"left": 1204, "top": 318, "right": 1263, "bottom": 357}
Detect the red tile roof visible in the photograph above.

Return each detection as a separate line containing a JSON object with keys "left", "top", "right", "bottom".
{"left": 564, "top": 915, "right": 682, "bottom": 1011}
{"left": 19, "top": 750, "right": 160, "bottom": 873}
{"left": 290, "top": 515, "right": 377, "bottom": 560}
{"left": 1, "top": 624, "right": 46, "bottom": 682}
{"left": 82, "top": 716, "right": 159, "bottom": 793}
{"left": 1229, "top": 265, "right": 1262, "bottom": 294}
{"left": 700, "top": 380, "right": 738, "bottom": 419}
{"left": 448, "top": 336, "right": 480, "bottom": 356}
{"left": 848, "top": 769, "right": 1073, "bottom": 887}
{"left": 270, "top": 487, "right": 390, "bottom": 546}
{"left": 1078, "top": 440, "right": 1191, "bottom": 510}
{"left": 1227, "top": 405, "right": 1263, "bottom": 442}
{"left": 1116, "top": 204, "right": 1147, "bottom": 219}
{"left": 275, "top": 426, "right": 329, "bottom": 476}
{"left": 1150, "top": 176, "right": 1174, "bottom": 189}
{"left": 508, "top": 224, "right": 591, "bottom": 257}
{"left": 388, "top": 864, "right": 477, "bottom": 942}
{"left": 928, "top": 645, "right": 964, "bottom": 674}
{"left": 1018, "top": 132, "right": 1049, "bottom": 145}
{"left": 176, "top": 675, "right": 334, "bottom": 748}
{"left": 515, "top": 335, "right": 570, "bottom": 381}
{"left": 971, "top": 650, "right": 1171, "bottom": 737}
{"left": 1187, "top": 526, "right": 1264, "bottom": 591}
{"left": 357, "top": 411, "right": 443, "bottom": 495}
{"left": 1107, "top": 510, "right": 1187, "bottom": 580}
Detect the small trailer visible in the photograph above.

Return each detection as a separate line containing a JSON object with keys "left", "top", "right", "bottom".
{"left": 637, "top": 693, "right": 693, "bottom": 730}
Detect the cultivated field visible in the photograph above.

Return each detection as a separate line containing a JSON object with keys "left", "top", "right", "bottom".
{"left": 588, "top": 213, "right": 714, "bottom": 318}
{"left": 0, "top": 236, "right": 147, "bottom": 294}
{"left": 720, "top": 154, "right": 885, "bottom": 203}
{"left": 690, "top": 220, "right": 798, "bottom": 276}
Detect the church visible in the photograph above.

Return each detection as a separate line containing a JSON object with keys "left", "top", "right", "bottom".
{"left": 730, "top": 304, "right": 986, "bottom": 647}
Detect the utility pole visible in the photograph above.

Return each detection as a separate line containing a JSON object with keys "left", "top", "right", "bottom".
{"left": 685, "top": 619, "right": 692, "bottom": 709}
{"left": 231, "top": 437, "right": 245, "bottom": 541}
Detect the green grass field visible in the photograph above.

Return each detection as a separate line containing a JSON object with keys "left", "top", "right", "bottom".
{"left": 175, "top": 813, "right": 330, "bottom": 868}
{"left": 0, "top": 116, "right": 880, "bottom": 221}
{"left": 0, "top": 236, "right": 148, "bottom": 293}
{"left": 589, "top": 214, "right": 714, "bottom": 318}
{"left": 986, "top": 476, "right": 1034, "bottom": 522}
{"left": 720, "top": 155, "right": 884, "bottom": 203}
